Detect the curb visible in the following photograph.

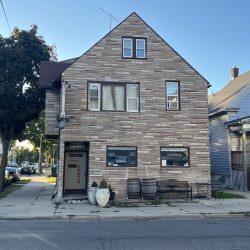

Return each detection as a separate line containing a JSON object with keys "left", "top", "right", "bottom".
{"left": 0, "top": 213, "right": 249, "bottom": 221}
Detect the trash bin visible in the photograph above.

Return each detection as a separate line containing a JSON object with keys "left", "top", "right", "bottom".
{"left": 51, "top": 167, "right": 57, "bottom": 177}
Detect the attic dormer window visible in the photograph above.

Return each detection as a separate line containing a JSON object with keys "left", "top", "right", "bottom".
{"left": 122, "top": 37, "right": 146, "bottom": 59}
{"left": 123, "top": 38, "right": 133, "bottom": 58}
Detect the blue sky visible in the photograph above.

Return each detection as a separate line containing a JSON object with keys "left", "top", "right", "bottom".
{"left": 1, "top": 0, "right": 250, "bottom": 94}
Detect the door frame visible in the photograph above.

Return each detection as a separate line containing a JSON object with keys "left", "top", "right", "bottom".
{"left": 63, "top": 142, "right": 89, "bottom": 194}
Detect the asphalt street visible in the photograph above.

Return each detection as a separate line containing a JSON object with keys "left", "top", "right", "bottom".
{"left": 1, "top": 219, "right": 250, "bottom": 250}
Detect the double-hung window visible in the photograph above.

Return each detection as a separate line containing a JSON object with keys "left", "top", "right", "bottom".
{"left": 88, "top": 82, "right": 139, "bottom": 112}
{"left": 166, "top": 81, "right": 180, "bottom": 110}
{"left": 89, "top": 83, "right": 100, "bottom": 111}
{"left": 136, "top": 39, "right": 146, "bottom": 58}
{"left": 161, "top": 147, "right": 190, "bottom": 167}
{"left": 122, "top": 37, "right": 146, "bottom": 59}
{"left": 123, "top": 38, "right": 133, "bottom": 58}
{"left": 107, "top": 146, "right": 137, "bottom": 167}
{"left": 126, "top": 84, "right": 139, "bottom": 112}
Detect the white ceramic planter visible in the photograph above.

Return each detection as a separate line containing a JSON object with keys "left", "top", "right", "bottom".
{"left": 95, "top": 188, "right": 110, "bottom": 207}
{"left": 88, "top": 187, "right": 98, "bottom": 205}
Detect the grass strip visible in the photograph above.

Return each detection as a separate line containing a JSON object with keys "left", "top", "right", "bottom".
{"left": 212, "top": 191, "right": 245, "bottom": 199}
{"left": 17, "top": 179, "right": 31, "bottom": 184}
{"left": 0, "top": 185, "right": 23, "bottom": 199}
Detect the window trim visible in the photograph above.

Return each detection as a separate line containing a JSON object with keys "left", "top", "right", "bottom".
{"left": 166, "top": 81, "right": 180, "bottom": 111}
{"left": 89, "top": 83, "right": 101, "bottom": 111}
{"left": 88, "top": 81, "right": 140, "bottom": 112}
{"left": 106, "top": 146, "right": 138, "bottom": 167}
{"left": 122, "top": 38, "right": 133, "bottom": 58}
{"left": 122, "top": 37, "right": 147, "bottom": 59}
{"left": 160, "top": 146, "right": 190, "bottom": 168}
{"left": 126, "top": 84, "right": 139, "bottom": 112}
{"left": 136, "top": 39, "right": 146, "bottom": 58}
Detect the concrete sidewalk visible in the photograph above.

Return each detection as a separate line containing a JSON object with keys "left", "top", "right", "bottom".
{"left": 1, "top": 177, "right": 250, "bottom": 220}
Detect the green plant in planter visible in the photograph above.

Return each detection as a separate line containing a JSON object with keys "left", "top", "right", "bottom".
{"left": 91, "top": 181, "right": 98, "bottom": 187}
{"left": 88, "top": 181, "right": 99, "bottom": 205}
{"left": 99, "top": 179, "right": 108, "bottom": 189}
{"left": 96, "top": 179, "right": 110, "bottom": 207}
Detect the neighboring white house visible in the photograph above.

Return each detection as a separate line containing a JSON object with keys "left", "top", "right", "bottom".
{"left": 209, "top": 67, "right": 250, "bottom": 191}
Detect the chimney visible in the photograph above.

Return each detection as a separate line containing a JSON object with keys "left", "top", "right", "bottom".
{"left": 231, "top": 66, "right": 239, "bottom": 79}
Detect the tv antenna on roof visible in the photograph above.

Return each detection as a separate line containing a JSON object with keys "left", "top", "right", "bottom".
{"left": 100, "top": 8, "right": 120, "bottom": 31}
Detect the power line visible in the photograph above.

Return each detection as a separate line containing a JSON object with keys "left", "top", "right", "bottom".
{"left": 100, "top": 8, "right": 120, "bottom": 31}
{"left": 0, "top": 0, "right": 11, "bottom": 32}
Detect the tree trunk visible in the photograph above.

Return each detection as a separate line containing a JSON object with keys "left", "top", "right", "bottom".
{"left": 0, "top": 139, "right": 10, "bottom": 191}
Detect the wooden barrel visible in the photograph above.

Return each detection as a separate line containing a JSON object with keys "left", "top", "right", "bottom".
{"left": 141, "top": 178, "right": 157, "bottom": 200}
{"left": 127, "top": 178, "right": 141, "bottom": 199}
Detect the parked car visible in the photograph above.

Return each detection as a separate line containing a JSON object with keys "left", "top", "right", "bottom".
{"left": 29, "top": 163, "right": 39, "bottom": 174}
{"left": 4, "top": 169, "right": 12, "bottom": 187}
{"left": 6, "top": 166, "right": 21, "bottom": 182}
{"left": 20, "top": 165, "right": 32, "bottom": 175}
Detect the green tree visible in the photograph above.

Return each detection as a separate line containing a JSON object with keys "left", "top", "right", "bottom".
{"left": 0, "top": 25, "right": 56, "bottom": 190}
{"left": 24, "top": 110, "right": 58, "bottom": 168}
{"left": 14, "top": 146, "right": 39, "bottom": 165}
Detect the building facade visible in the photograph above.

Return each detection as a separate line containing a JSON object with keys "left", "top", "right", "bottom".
{"left": 209, "top": 67, "right": 250, "bottom": 190}
{"left": 40, "top": 12, "right": 211, "bottom": 201}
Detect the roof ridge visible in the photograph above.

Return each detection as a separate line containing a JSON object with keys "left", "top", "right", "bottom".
{"left": 211, "top": 83, "right": 249, "bottom": 109}
{"left": 63, "top": 12, "right": 211, "bottom": 87}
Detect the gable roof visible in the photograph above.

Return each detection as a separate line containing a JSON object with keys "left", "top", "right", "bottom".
{"left": 39, "top": 58, "right": 78, "bottom": 89}
{"left": 209, "top": 70, "right": 250, "bottom": 115}
{"left": 39, "top": 12, "right": 211, "bottom": 89}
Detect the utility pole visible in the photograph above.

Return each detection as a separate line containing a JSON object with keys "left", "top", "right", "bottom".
{"left": 242, "top": 130, "right": 247, "bottom": 191}
{"left": 30, "top": 133, "right": 43, "bottom": 175}
{"left": 38, "top": 134, "right": 43, "bottom": 175}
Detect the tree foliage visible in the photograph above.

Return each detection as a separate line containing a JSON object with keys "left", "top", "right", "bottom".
{"left": 14, "top": 146, "right": 39, "bottom": 165}
{"left": 24, "top": 110, "right": 58, "bottom": 166}
{"left": 0, "top": 25, "right": 56, "bottom": 190}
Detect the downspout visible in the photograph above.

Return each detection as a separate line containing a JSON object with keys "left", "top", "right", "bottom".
{"left": 53, "top": 73, "right": 66, "bottom": 202}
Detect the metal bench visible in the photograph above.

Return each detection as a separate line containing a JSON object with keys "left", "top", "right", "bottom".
{"left": 211, "top": 179, "right": 222, "bottom": 192}
{"left": 156, "top": 179, "right": 192, "bottom": 200}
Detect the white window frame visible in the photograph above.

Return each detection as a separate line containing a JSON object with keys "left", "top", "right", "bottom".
{"left": 88, "top": 82, "right": 139, "bottom": 112}
{"left": 123, "top": 38, "right": 133, "bottom": 58}
{"left": 166, "top": 81, "right": 179, "bottom": 110}
{"left": 126, "top": 84, "right": 139, "bottom": 112}
{"left": 89, "top": 83, "right": 100, "bottom": 111}
{"left": 136, "top": 39, "right": 146, "bottom": 58}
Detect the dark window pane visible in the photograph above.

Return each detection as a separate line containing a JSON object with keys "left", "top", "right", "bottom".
{"left": 107, "top": 146, "right": 137, "bottom": 167}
